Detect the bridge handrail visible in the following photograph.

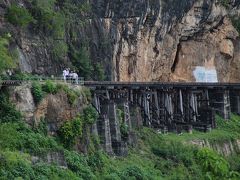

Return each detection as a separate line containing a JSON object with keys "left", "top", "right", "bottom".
{"left": 0, "top": 76, "right": 85, "bottom": 86}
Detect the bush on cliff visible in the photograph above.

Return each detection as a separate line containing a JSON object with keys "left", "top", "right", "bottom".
{"left": 0, "top": 37, "right": 16, "bottom": 74}
{"left": 69, "top": 45, "right": 93, "bottom": 80}
{"left": 83, "top": 105, "right": 99, "bottom": 124}
{"left": 42, "top": 80, "right": 57, "bottom": 94}
{"left": 31, "top": 81, "right": 44, "bottom": 104}
{"left": 6, "top": 5, "right": 33, "bottom": 27}
{"left": 0, "top": 93, "right": 22, "bottom": 123}
{"left": 232, "top": 17, "right": 240, "bottom": 34}
{"left": 58, "top": 116, "right": 83, "bottom": 148}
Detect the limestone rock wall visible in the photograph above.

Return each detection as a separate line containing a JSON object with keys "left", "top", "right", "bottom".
{"left": 0, "top": 0, "right": 240, "bottom": 81}
{"left": 9, "top": 85, "right": 87, "bottom": 130}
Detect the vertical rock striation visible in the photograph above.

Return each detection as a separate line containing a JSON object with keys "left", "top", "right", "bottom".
{"left": 0, "top": 0, "right": 240, "bottom": 81}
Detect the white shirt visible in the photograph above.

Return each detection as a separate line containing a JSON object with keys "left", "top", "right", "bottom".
{"left": 72, "top": 73, "right": 78, "bottom": 79}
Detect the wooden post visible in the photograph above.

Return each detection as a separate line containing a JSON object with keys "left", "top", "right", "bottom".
{"left": 179, "top": 89, "right": 183, "bottom": 116}
{"left": 223, "top": 90, "right": 231, "bottom": 120}
{"left": 124, "top": 101, "right": 132, "bottom": 130}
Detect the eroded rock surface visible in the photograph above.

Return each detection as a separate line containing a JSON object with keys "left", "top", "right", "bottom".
{"left": 0, "top": 0, "right": 240, "bottom": 81}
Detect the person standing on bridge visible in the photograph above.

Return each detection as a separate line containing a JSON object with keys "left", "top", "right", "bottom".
{"left": 63, "top": 68, "right": 69, "bottom": 82}
{"left": 72, "top": 71, "right": 79, "bottom": 84}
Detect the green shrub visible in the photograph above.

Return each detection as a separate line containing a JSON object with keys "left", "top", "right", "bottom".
{"left": 31, "top": 82, "right": 44, "bottom": 104}
{"left": 6, "top": 5, "right": 33, "bottom": 27}
{"left": 120, "top": 123, "right": 129, "bottom": 140}
{"left": 0, "top": 151, "right": 35, "bottom": 179}
{"left": 57, "top": 83, "right": 82, "bottom": 105}
{"left": 51, "top": 40, "right": 68, "bottom": 62}
{"left": 33, "top": 118, "right": 48, "bottom": 136}
{"left": 81, "top": 87, "right": 92, "bottom": 102}
{"left": 67, "top": 90, "right": 78, "bottom": 105}
{"left": 64, "top": 150, "right": 96, "bottom": 179}
{"left": 59, "top": 116, "right": 83, "bottom": 148}
{"left": 42, "top": 80, "right": 57, "bottom": 94}
{"left": 0, "top": 37, "right": 16, "bottom": 73}
{"left": 104, "top": 173, "right": 121, "bottom": 180}
{"left": 151, "top": 141, "right": 196, "bottom": 167}
{"left": 70, "top": 45, "right": 93, "bottom": 80}
{"left": 93, "top": 63, "right": 105, "bottom": 81}
{"left": 87, "top": 151, "right": 107, "bottom": 172}
{"left": 0, "top": 93, "right": 22, "bottom": 123}
{"left": 30, "top": 0, "right": 55, "bottom": 34}
{"left": 120, "top": 166, "right": 145, "bottom": 180}
{"left": 83, "top": 105, "right": 99, "bottom": 124}
{"left": 0, "top": 123, "right": 21, "bottom": 150}
{"left": 33, "top": 162, "right": 79, "bottom": 180}
{"left": 232, "top": 17, "right": 240, "bottom": 34}
{"left": 197, "top": 148, "right": 230, "bottom": 179}
{"left": 117, "top": 108, "right": 129, "bottom": 139}
{"left": 11, "top": 72, "right": 28, "bottom": 80}
{"left": 220, "top": 0, "right": 231, "bottom": 8}
{"left": 20, "top": 131, "right": 60, "bottom": 154}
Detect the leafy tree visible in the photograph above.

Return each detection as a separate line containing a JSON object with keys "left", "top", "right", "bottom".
{"left": 6, "top": 5, "right": 33, "bottom": 27}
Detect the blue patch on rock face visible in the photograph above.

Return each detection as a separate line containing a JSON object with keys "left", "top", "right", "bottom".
{"left": 193, "top": 66, "right": 218, "bottom": 82}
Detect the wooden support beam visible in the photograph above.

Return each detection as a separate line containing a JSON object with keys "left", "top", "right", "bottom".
{"left": 179, "top": 89, "right": 183, "bottom": 115}
{"left": 124, "top": 102, "right": 132, "bottom": 130}
{"left": 223, "top": 90, "right": 231, "bottom": 120}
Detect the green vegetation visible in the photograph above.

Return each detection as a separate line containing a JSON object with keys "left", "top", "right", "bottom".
{"left": 161, "top": 114, "right": 240, "bottom": 145}
{"left": 3, "top": 1, "right": 104, "bottom": 80}
{"left": 51, "top": 40, "right": 68, "bottom": 62}
{"left": 59, "top": 105, "right": 98, "bottom": 148}
{"left": 82, "top": 105, "right": 99, "bottom": 124}
{"left": 117, "top": 108, "right": 129, "bottom": 140}
{"left": 6, "top": 5, "right": 33, "bottom": 27}
{"left": 0, "top": 37, "right": 16, "bottom": 74}
{"left": 197, "top": 148, "right": 235, "bottom": 179}
{"left": 70, "top": 45, "right": 93, "bottom": 80}
{"left": 42, "top": 80, "right": 57, "bottom": 94}
{"left": 31, "top": 81, "right": 85, "bottom": 105}
{"left": 232, "top": 17, "right": 240, "bottom": 34}
{"left": 31, "top": 82, "right": 44, "bottom": 104}
{"left": 220, "top": 0, "right": 231, "bottom": 8}
{"left": 93, "top": 63, "right": 106, "bottom": 81}
{"left": 1, "top": 87, "right": 240, "bottom": 179}
{"left": 0, "top": 92, "right": 22, "bottom": 123}
{"left": 59, "top": 115, "right": 83, "bottom": 148}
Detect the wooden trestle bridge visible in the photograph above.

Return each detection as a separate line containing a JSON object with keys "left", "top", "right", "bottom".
{"left": 84, "top": 82, "right": 240, "bottom": 133}
{"left": 2, "top": 80, "right": 240, "bottom": 133}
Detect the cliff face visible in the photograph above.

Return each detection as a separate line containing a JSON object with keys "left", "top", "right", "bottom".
{"left": 94, "top": 0, "right": 240, "bottom": 82}
{"left": 1, "top": 0, "right": 240, "bottom": 82}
